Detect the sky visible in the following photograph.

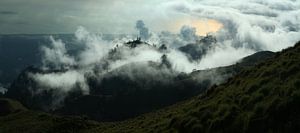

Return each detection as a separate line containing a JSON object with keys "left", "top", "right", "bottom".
{"left": 0, "top": 0, "right": 223, "bottom": 34}
{"left": 0, "top": 0, "right": 174, "bottom": 34}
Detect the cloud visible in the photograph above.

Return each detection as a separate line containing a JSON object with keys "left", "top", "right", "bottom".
{"left": 75, "top": 26, "right": 114, "bottom": 66}
{"left": 41, "top": 36, "right": 75, "bottom": 69}
{"left": 1, "top": 0, "right": 299, "bottom": 43}
{"left": 31, "top": 70, "right": 88, "bottom": 94}
{"left": 168, "top": 0, "right": 300, "bottom": 51}
{"left": 199, "top": 41, "right": 254, "bottom": 69}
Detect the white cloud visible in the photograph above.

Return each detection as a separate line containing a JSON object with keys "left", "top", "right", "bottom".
{"left": 41, "top": 36, "right": 75, "bottom": 69}
{"left": 31, "top": 70, "right": 88, "bottom": 94}
{"left": 168, "top": 0, "right": 300, "bottom": 51}
{"left": 199, "top": 41, "right": 255, "bottom": 69}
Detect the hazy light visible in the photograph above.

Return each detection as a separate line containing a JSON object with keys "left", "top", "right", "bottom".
{"left": 174, "top": 19, "right": 223, "bottom": 36}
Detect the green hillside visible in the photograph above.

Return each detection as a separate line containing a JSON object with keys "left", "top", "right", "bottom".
{"left": 1, "top": 41, "right": 300, "bottom": 133}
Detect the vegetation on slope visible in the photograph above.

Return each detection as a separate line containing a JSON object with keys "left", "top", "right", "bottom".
{"left": 0, "top": 41, "right": 299, "bottom": 133}
{"left": 0, "top": 111, "right": 101, "bottom": 133}
{"left": 0, "top": 98, "right": 27, "bottom": 116}
{"left": 93, "top": 41, "right": 300, "bottom": 133}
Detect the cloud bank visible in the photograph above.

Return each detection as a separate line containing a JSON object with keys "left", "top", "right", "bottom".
{"left": 165, "top": 0, "right": 300, "bottom": 51}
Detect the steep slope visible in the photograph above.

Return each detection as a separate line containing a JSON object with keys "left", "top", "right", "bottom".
{"left": 92, "top": 41, "right": 300, "bottom": 132}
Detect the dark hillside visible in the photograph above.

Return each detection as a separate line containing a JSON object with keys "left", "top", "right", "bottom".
{"left": 0, "top": 41, "right": 299, "bottom": 133}
{"left": 93, "top": 41, "right": 300, "bottom": 133}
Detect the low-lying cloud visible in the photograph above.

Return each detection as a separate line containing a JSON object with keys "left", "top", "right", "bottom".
{"left": 31, "top": 70, "right": 88, "bottom": 94}
{"left": 28, "top": 24, "right": 254, "bottom": 108}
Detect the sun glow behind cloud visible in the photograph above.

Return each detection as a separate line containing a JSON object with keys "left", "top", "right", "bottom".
{"left": 174, "top": 19, "right": 223, "bottom": 36}
{"left": 193, "top": 19, "right": 223, "bottom": 36}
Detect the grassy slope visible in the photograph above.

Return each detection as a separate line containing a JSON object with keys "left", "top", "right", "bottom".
{"left": 1, "top": 41, "right": 300, "bottom": 133}
{"left": 94, "top": 41, "right": 300, "bottom": 133}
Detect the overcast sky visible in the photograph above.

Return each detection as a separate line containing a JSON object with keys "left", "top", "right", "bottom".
{"left": 0, "top": 0, "right": 299, "bottom": 38}
{"left": 0, "top": 0, "right": 192, "bottom": 34}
